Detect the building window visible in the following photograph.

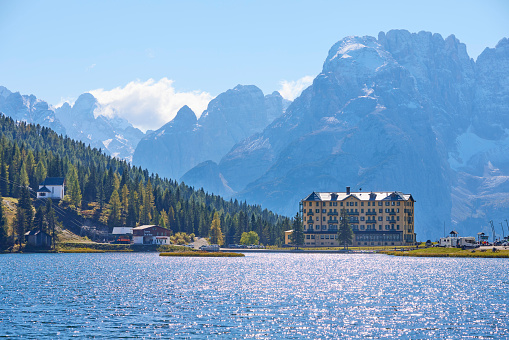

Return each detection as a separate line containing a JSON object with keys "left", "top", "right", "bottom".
{"left": 378, "top": 216, "right": 382, "bottom": 221}
{"left": 321, "top": 235, "right": 324, "bottom": 239}
{"left": 379, "top": 225, "right": 382, "bottom": 230}
{"left": 323, "top": 217, "right": 326, "bottom": 221}
{"left": 379, "top": 209, "right": 383, "bottom": 213}
{"left": 397, "top": 202, "right": 400, "bottom": 206}
{"left": 385, "top": 202, "right": 389, "bottom": 206}
{"left": 322, "top": 209, "right": 326, "bottom": 213}
{"left": 361, "top": 209, "right": 364, "bottom": 213}
{"left": 360, "top": 216, "right": 365, "bottom": 221}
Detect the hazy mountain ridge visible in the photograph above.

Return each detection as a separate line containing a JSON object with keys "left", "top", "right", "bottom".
{"left": 133, "top": 85, "right": 286, "bottom": 180}
{"left": 0, "top": 88, "right": 144, "bottom": 161}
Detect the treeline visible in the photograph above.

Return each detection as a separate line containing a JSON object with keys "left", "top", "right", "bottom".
{"left": 0, "top": 114, "right": 292, "bottom": 248}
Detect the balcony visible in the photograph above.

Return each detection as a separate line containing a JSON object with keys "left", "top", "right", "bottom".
{"left": 328, "top": 219, "right": 339, "bottom": 224}
{"left": 307, "top": 211, "right": 314, "bottom": 216}
{"left": 327, "top": 211, "right": 338, "bottom": 216}
{"left": 348, "top": 211, "right": 359, "bottom": 216}
{"left": 366, "top": 211, "right": 377, "bottom": 215}
{"left": 307, "top": 218, "right": 313, "bottom": 223}
{"left": 389, "top": 211, "right": 396, "bottom": 215}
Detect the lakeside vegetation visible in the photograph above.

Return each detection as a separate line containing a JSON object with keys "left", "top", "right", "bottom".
{"left": 381, "top": 247, "right": 509, "bottom": 258}
{"left": 160, "top": 251, "right": 244, "bottom": 257}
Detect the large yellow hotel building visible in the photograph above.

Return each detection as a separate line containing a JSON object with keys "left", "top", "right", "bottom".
{"left": 285, "top": 187, "right": 416, "bottom": 247}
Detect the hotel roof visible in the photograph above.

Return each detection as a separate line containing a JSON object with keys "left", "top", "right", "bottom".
{"left": 303, "top": 191, "right": 414, "bottom": 202}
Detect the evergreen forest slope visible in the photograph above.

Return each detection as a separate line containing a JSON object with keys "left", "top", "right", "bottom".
{"left": 0, "top": 114, "right": 292, "bottom": 249}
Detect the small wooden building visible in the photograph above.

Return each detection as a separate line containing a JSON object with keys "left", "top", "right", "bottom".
{"left": 24, "top": 230, "right": 52, "bottom": 248}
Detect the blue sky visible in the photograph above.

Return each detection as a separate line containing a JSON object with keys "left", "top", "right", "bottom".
{"left": 0, "top": 0, "right": 508, "bottom": 130}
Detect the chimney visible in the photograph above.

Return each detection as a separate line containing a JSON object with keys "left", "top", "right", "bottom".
{"left": 346, "top": 186, "right": 350, "bottom": 195}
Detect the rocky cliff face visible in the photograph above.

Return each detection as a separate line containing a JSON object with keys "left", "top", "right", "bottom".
{"left": 132, "top": 85, "right": 285, "bottom": 180}
{"left": 54, "top": 93, "right": 144, "bottom": 161}
{"left": 0, "top": 88, "right": 144, "bottom": 161}
{"left": 181, "top": 30, "right": 508, "bottom": 240}
{"left": 0, "top": 86, "right": 66, "bottom": 135}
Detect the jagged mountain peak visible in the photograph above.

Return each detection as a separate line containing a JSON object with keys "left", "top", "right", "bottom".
{"left": 174, "top": 105, "right": 197, "bottom": 124}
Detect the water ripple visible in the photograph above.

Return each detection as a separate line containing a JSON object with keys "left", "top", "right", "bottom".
{"left": 0, "top": 253, "right": 507, "bottom": 338}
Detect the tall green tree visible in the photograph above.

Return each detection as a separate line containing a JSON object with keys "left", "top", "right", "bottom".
{"left": 240, "top": 230, "right": 260, "bottom": 245}
{"left": 34, "top": 159, "right": 47, "bottom": 187}
{"left": 13, "top": 206, "right": 26, "bottom": 247}
{"left": 45, "top": 199, "right": 56, "bottom": 249}
{"left": 0, "top": 193, "right": 11, "bottom": 250}
{"left": 290, "top": 212, "right": 304, "bottom": 248}
{"left": 338, "top": 208, "right": 353, "bottom": 249}
{"left": 66, "top": 164, "right": 82, "bottom": 208}
{"left": 209, "top": 211, "right": 224, "bottom": 245}
{"left": 0, "top": 160, "right": 9, "bottom": 196}
{"left": 107, "top": 189, "right": 121, "bottom": 227}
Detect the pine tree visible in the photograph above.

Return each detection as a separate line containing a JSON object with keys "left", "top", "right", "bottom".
{"left": 66, "top": 164, "right": 82, "bottom": 208}
{"left": 0, "top": 193, "right": 11, "bottom": 250}
{"left": 35, "top": 159, "right": 47, "bottom": 187}
{"left": 337, "top": 208, "right": 354, "bottom": 249}
{"left": 121, "top": 184, "right": 129, "bottom": 226}
{"left": 209, "top": 212, "right": 224, "bottom": 245}
{"left": 290, "top": 212, "right": 304, "bottom": 248}
{"left": 13, "top": 206, "right": 26, "bottom": 247}
{"left": 0, "top": 160, "right": 8, "bottom": 197}
{"left": 45, "top": 199, "right": 56, "bottom": 249}
{"left": 107, "top": 189, "right": 121, "bottom": 227}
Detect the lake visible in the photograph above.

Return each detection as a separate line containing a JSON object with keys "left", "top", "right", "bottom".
{"left": 0, "top": 253, "right": 507, "bottom": 338}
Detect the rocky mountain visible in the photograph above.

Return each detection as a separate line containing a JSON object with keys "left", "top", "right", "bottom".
{"left": 54, "top": 93, "right": 144, "bottom": 161}
{"left": 0, "top": 88, "right": 144, "bottom": 161}
{"left": 133, "top": 85, "right": 286, "bottom": 180}
{"left": 0, "top": 86, "right": 66, "bottom": 135}
{"left": 181, "top": 30, "right": 509, "bottom": 240}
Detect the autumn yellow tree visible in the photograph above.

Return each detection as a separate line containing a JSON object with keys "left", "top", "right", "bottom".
{"left": 209, "top": 212, "right": 224, "bottom": 245}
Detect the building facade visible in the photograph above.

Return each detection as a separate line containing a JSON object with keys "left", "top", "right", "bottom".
{"left": 288, "top": 187, "right": 416, "bottom": 247}
{"left": 132, "top": 225, "right": 171, "bottom": 245}
{"left": 36, "top": 177, "right": 65, "bottom": 199}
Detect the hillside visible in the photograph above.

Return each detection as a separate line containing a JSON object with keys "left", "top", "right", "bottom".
{"left": 0, "top": 114, "right": 292, "bottom": 248}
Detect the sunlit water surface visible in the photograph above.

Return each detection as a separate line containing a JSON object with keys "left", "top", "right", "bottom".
{"left": 0, "top": 253, "right": 508, "bottom": 338}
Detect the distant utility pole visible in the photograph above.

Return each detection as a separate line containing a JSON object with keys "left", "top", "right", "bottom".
{"left": 490, "top": 220, "right": 496, "bottom": 242}
{"left": 500, "top": 222, "right": 505, "bottom": 239}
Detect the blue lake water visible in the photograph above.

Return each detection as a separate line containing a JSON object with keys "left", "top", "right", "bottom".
{"left": 0, "top": 253, "right": 508, "bottom": 339}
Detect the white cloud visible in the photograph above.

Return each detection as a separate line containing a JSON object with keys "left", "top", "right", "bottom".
{"left": 53, "top": 96, "right": 76, "bottom": 109}
{"left": 89, "top": 78, "right": 213, "bottom": 132}
{"left": 278, "top": 75, "right": 314, "bottom": 101}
